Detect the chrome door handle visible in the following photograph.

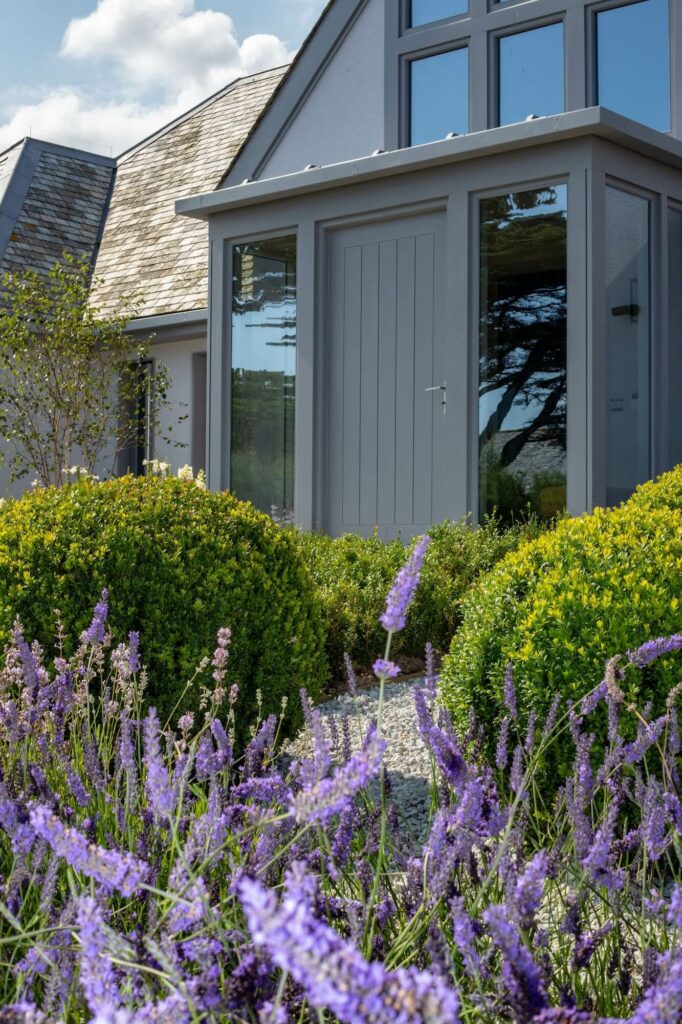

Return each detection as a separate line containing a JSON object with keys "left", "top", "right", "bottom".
{"left": 425, "top": 382, "right": 447, "bottom": 414}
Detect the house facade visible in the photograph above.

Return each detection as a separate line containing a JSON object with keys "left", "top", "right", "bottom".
{"left": 0, "top": 68, "right": 284, "bottom": 495}
{"left": 176, "top": 0, "right": 682, "bottom": 537}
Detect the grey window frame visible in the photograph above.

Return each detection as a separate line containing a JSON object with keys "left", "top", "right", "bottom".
{"left": 385, "top": 0, "right": 679, "bottom": 148}
{"left": 208, "top": 226, "right": 301, "bottom": 503}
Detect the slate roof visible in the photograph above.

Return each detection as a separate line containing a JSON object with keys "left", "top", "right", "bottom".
{"left": 0, "top": 139, "right": 114, "bottom": 279}
{"left": 91, "top": 65, "right": 287, "bottom": 320}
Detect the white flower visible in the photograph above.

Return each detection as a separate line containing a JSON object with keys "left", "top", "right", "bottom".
{"left": 177, "top": 464, "right": 194, "bottom": 482}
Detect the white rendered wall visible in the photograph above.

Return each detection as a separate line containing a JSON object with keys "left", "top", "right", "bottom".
{"left": 259, "top": 0, "right": 385, "bottom": 179}
{"left": 149, "top": 335, "right": 206, "bottom": 475}
{"left": 0, "top": 335, "right": 206, "bottom": 499}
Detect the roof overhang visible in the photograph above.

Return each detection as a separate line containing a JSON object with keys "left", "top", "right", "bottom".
{"left": 177, "top": 107, "right": 682, "bottom": 221}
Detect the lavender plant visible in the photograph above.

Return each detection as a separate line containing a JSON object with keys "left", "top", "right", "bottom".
{"left": 0, "top": 550, "right": 680, "bottom": 1023}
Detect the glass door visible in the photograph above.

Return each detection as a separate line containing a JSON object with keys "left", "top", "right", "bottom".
{"left": 604, "top": 187, "right": 651, "bottom": 506}
{"left": 231, "top": 236, "right": 297, "bottom": 521}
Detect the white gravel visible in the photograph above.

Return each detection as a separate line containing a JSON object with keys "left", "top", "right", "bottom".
{"left": 286, "top": 679, "right": 434, "bottom": 848}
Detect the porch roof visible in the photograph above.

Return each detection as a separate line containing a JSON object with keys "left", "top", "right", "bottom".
{"left": 177, "top": 106, "right": 682, "bottom": 220}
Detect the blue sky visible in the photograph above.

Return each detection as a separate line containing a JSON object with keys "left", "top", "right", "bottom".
{"left": 0, "top": 0, "right": 327, "bottom": 155}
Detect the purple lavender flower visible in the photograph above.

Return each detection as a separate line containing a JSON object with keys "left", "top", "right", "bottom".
{"left": 76, "top": 896, "right": 120, "bottom": 1014}
{"left": 581, "top": 799, "right": 624, "bottom": 891}
{"left": 380, "top": 536, "right": 430, "bottom": 634}
{"left": 484, "top": 903, "right": 546, "bottom": 1020}
{"left": 344, "top": 653, "right": 358, "bottom": 696}
{"left": 127, "top": 631, "right": 140, "bottom": 674}
{"left": 623, "top": 714, "right": 668, "bottom": 765}
{"left": 513, "top": 852, "right": 548, "bottom": 929}
{"left": 29, "top": 803, "right": 148, "bottom": 896}
{"left": 143, "top": 708, "right": 176, "bottom": 822}
{"left": 572, "top": 922, "right": 614, "bottom": 970}
{"left": 503, "top": 663, "right": 517, "bottom": 720}
{"left": 291, "top": 725, "right": 385, "bottom": 825}
{"left": 668, "top": 886, "right": 682, "bottom": 929}
{"left": 81, "top": 590, "right": 109, "bottom": 646}
{"left": 450, "top": 896, "right": 483, "bottom": 978}
{"left": 373, "top": 659, "right": 401, "bottom": 680}
{"left": 413, "top": 686, "right": 466, "bottom": 791}
{"left": 541, "top": 694, "right": 562, "bottom": 741}
{"left": 496, "top": 716, "right": 510, "bottom": 771}
{"left": 239, "top": 869, "right": 460, "bottom": 1024}
{"left": 627, "top": 634, "right": 682, "bottom": 668}
{"left": 621, "top": 950, "right": 682, "bottom": 1024}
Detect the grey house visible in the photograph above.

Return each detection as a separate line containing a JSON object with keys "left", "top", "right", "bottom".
{"left": 175, "top": 0, "right": 682, "bottom": 538}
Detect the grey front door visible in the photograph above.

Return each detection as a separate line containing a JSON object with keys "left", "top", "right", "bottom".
{"left": 326, "top": 211, "right": 450, "bottom": 539}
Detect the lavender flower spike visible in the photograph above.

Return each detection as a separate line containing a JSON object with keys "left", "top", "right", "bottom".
{"left": 81, "top": 590, "right": 109, "bottom": 646}
{"left": 76, "top": 896, "right": 120, "bottom": 1015}
{"left": 292, "top": 724, "right": 386, "bottom": 825}
{"left": 627, "top": 634, "right": 682, "bottom": 668}
{"left": 373, "top": 659, "right": 401, "bottom": 680}
{"left": 380, "top": 535, "right": 430, "bottom": 633}
{"left": 143, "top": 708, "right": 176, "bottom": 822}
{"left": 240, "top": 870, "right": 460, "bottom": 1024}
{"left": 29, "top": 803, "right": 148, "bottom": 897}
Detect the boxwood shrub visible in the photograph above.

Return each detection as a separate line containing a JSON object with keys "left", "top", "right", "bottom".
{"left": 295, "top": 516, "right": 545, "bottom": 679}
{"left": 0, "top": 477, "right": 326, "bottom": 741}
{"left": 441, "top": 469, "right": 682, "bottom": 779}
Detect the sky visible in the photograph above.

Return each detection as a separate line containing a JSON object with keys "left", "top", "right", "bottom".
{"left": 0, "top": 0, "right": 327, "bottom": 156}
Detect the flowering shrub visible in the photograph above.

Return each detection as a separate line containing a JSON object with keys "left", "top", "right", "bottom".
{"left": 0, "top": 545, "right": 681, "bottom": 1022}
{"left": 441, "top": 473, "right": 682, "bottom": 781}
{"left": 0, "top": 477, "right": 326, "bottom": 739}
{"left": 295, "top": 515, "right": 544, "bottom": 678}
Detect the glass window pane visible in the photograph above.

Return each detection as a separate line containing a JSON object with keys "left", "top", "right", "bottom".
{"left": 669, "top": 208, "right": 682, "bottom": 466}
{"left": 597, "top": 0, "right": 670, "bottom": 132}
{"left": 605, "top": 187, "right": 651, "bottom": 505}
{"left": 479, "top": 186, "right": 568, "bottom": 523}
{"left": 231, "top": 236, "right": 296, "bottom": 521}
{"left": 411, "top": 0, "right": 467, "bottom": 27}
{"left": 498, "top": 23, "right": 564, "bottom": 126}
{"left": 410, "top": 48, "right": 468, "bottom": 146}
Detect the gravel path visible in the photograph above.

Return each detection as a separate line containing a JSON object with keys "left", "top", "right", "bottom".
{"left": 285, "top": 679, "right": 434, "bottom": 848}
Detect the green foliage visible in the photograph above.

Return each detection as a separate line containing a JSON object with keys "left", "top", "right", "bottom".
{"left": 0, "top": 477, "right": 326, "bottom": 741}
{"left": 295, "top": 516, "right": 546, "bottom": 678}
{"left": 441, "top": 468, "right": 682, "bottom": 778}
{"left": 0, "top": 254, "right": 176, "bottom": 487}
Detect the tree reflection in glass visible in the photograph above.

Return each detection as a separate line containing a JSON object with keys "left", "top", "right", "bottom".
{"left": 479, "top": 186, "right": 567, "bottom": 523}
{"left": 231, "top": 236, "right": 296, "bottom": 521}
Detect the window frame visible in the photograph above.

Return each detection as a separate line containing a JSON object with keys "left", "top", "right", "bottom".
{"left": 404, "top": 39, "right": 471, "bottom": 147}
{"left": 492, "top": 15, "right": 567, "bottom": 128}
{"left": 227, "top": 230, "right": 299, "bottom": 519}
{"left": 587, "top": 0, "right": 673, "bottom": 133}
{"left": 385, "top": 0, "right": 676, "bottom": 149}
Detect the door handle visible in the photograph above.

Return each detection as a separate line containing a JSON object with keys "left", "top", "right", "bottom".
{"left": 425, "top": 382, "right": 447, "bottom": 414}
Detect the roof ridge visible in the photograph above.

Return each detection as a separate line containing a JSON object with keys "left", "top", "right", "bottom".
{"left": 0, "top": 138, "right": 28, "bottom": 162}
{"left": 116, "top": 64, "right": 291, "bottom": 165}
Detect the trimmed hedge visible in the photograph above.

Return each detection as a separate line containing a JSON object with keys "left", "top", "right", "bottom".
{"left": 441, "top": 468, "right": 682, "bottom": 778}
{"left": 295, "top": 516, "right": 545, "bottom": 679}
{"left": 0, "top": 477, "right": 326, "bottom": 741}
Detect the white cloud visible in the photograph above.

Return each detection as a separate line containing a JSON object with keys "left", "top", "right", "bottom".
{"left": 0, "top": 0, "right": 295, "bottom": 156}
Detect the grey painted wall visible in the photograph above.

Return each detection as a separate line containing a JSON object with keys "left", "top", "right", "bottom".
{"left": 259, "top": 0, "right": 385, "bottom": 179}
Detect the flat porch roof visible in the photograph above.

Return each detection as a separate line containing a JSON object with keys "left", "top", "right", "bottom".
{"left": 176, "top": 107, "right": 682, "bottom": 221}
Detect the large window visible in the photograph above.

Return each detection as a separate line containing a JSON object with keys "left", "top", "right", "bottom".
{"left": 479, "top": 186, "right": 568, "bottom": 522}
{"left": 596, "top": 0, "right": 670, "bottom": 132}
{"left": 498, "top": 23, "right": 564, "bottom": 126}
{"left": 410, "top": 47, "right": 468, "bottom": 145}
{"left": 411, "top": 0, "right": 467, "bottom": 27}
{"left": 395, "top": 0, "right": 674, "bottom": 148}
{"left": 231, "top": 236, "right": 296, "bottom": 521}
{"left": 604, "top": 187, "right": 651, "bottom": 505}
